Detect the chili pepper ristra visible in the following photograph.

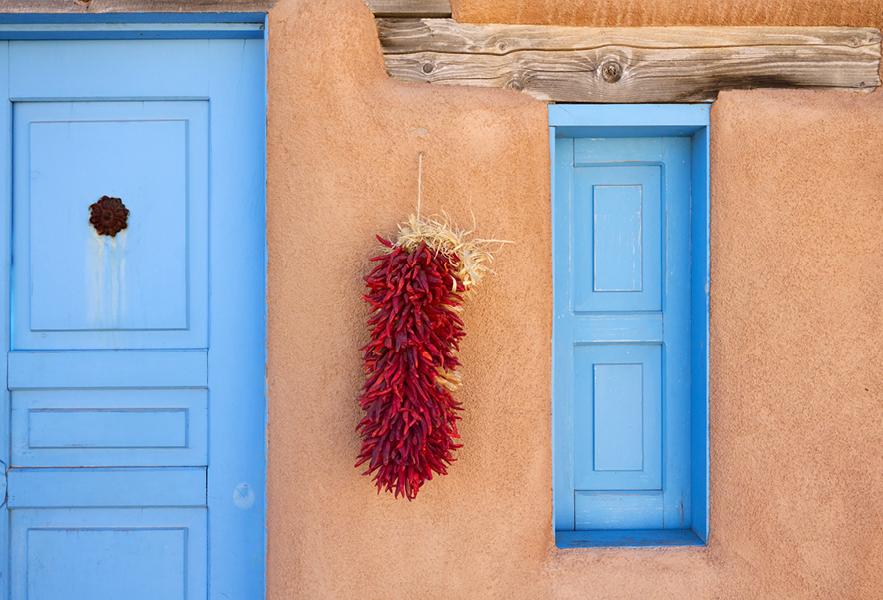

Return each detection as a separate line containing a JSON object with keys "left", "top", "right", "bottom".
{"left": 355, "top": 214, "right": 506, "bottom": 500}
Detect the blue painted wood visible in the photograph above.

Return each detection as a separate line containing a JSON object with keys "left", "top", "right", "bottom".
{"left": 0, "top": 13, "right": 266, "bottom": 41}
{"left": 573, "top": 314, "right": 663, "bottom": 343}
{"left": 573, "top": 345, "right": 661, "bottom": 491}
{"left": 205, "top": 38, "right": 268, "bottom": 598}
{"left": 8, "top": 351, "right": 208, "bottom": 389}
{"left": 12, "top": 389, "right": 207, "bottom": 467}
{"left": 262, "top": 12, "right": 270, "bottom": 584}
{"left": 27, "top": 528, "right": 188, "bottom": 599}
{"left": 572, "top": 166, "right": 661, "bottom": 313}
{"left": 12, "top": 100, "right": 209, "bottom": 350}
{"left": 29, "top": 410, "right": 187, "bottom": 448}
{"left": 11, "top": 508, "right": 207, "bottom": 600}
{"left": 593, "top": 185, "right": 643, "bottom": 292}
{"left": 574, "top": 136, "right": 663, "bottom": 164}
{"left": 594, "top": 365, "right": 645, "bottom": 471}
{"left": 552, "top": 104, "right": 711, "bottom": 145}
{"left": 690, "top": 127, "right": 711, "bottom": 543}
{"left": 0, "top": 24, "right": 264, "bottom": 40}
{"left": 552, "top": 135, "right": 576, "bottom": 531}
{"left": 9, "top": 40, "right": 212, "bottom": 99}
{"left": 7, "top": 468, "right": 207, "bottom": 508}
{"left": 0, "top": 40, "right": 12, "bottom": 600}
{"left": 0, "top": 13, "right": 267, "bottom": 24}
{"left": 552, "top": 105, "right": 710, "bottom": 547}
{"left": 556, "top": 528, "right": 705, "bottom": 549}
{"left": 549, "top": 104, "right": 711, "bottom": 128}
{"left": 575, "top": 492, "right": 664, "bottom": 530}
{"left": 0, "top": 32, "right": 266, "bottom": 600}
{"left": 0, "top": 29, "right": 263, "bottom": 41}
{"left": 660, "top": 136, "right": 694, "bottom": 531}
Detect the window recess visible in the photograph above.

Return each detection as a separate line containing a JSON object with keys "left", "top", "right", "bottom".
{"left": 551, "top": 104, "right": 709, "bottom": 548}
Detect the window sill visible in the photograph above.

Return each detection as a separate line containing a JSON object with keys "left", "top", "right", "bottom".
{"left": 556, "top": 529, "right": 705, "bottom": 549}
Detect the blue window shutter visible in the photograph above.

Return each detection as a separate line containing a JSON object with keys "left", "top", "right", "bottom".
{"left": 551, "top": 105, "right": 710, "bottom": 548}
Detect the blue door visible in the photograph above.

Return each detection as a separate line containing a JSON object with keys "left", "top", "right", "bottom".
{"left": 0, "top": 37, "right": 266, "bottom": 599}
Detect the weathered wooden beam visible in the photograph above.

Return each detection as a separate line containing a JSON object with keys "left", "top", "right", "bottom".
{"left": 377, "top": 19, "right": 882, "bottom": 102}
{"left": 366, "top": 0, "right": 450, "bottom": 18}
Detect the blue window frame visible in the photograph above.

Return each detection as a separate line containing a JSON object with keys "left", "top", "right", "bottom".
{"left": 550, "top": 105, "right": 709, "bottom": 548}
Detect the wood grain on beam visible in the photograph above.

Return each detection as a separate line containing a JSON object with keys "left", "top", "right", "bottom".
{"left": 366, "top": 0, "right": 450, "bottom": 18}
{"left": 377, "top": 19, "right": 882, "bottom": 102}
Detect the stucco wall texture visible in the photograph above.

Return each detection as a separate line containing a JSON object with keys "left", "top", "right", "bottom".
{"left": 266, "top": 0, "right": 883, "bottom": 598}
{"left": 452, "top": 0, "right": 883, "bottom": 29}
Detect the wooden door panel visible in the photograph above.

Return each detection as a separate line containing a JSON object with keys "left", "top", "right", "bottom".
{"left": 8, "top": 350, "right": 207, "bottom": 389}
{"left": 8, "top": 39, "right": 211, "bottom": 99}
{"left": 11, "top": 509, "right": 206, "bottom": 600}
{"left": 572, "top": 165, "right": 662, "bottom": 313}
{"left": 11, "top": 389, "right": 208, "bottom": 468}
{"left": 575, "top": 491, "right": 664, "bottom": 530}
{"left": 573, "top": 344, "right": 662, "bottom": 491}
{"left": 12, "top": 100, "right": 208, "bottom": 350}
{"left": 7, "top": 468, "right": 206, "bottom": 508}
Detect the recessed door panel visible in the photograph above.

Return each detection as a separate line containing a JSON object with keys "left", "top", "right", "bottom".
{"left": 592, "top": 185, "right": 643, "bottom": 292}
{"left": 11, "top": 509, "right": 206, "bottom": 600}
{"left": 572, "top": 165, "right": 661, "bottom": 313}
{"left": 11, "top": 389, "right": 207, "bottom": 467}
{"left": 573, "top": 344, "right": 662, "bottom": 491}
{"left": 12, "top": 101, "right": 208, "bottom": 350}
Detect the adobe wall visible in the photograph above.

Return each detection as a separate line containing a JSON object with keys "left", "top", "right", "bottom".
{"left": 453, "top": 0, "right": 882, "bottom": 29}
{"left": 265, "top": 0, "right": 883, "bottom": 597}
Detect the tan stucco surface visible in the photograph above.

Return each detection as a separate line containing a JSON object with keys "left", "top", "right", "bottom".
{"left": 266, "top": 0, "right": 883, "bottom": 597}
{"left": 453, "top": 0, "right": 882, "bottom": 28}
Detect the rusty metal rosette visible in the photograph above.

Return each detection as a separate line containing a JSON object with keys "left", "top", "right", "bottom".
{"left": 89, "top": 196, "right": 129, "bottom": 237}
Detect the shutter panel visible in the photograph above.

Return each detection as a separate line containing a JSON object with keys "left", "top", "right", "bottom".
{"left": 554, "top": 135, "right": 693, "bottom": 532}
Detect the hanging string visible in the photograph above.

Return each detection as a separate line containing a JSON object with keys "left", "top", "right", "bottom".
{"left": 417, "top": 151, "right": 424, "bottom": 220}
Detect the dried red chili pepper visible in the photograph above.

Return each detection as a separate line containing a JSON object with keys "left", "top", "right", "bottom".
{"left": 355, "top": 237, "right": 467, "bottom": 500}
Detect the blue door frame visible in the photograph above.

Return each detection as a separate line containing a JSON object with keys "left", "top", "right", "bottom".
{"left": 0, "top": 14, "right": 268, "bottom": 599}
